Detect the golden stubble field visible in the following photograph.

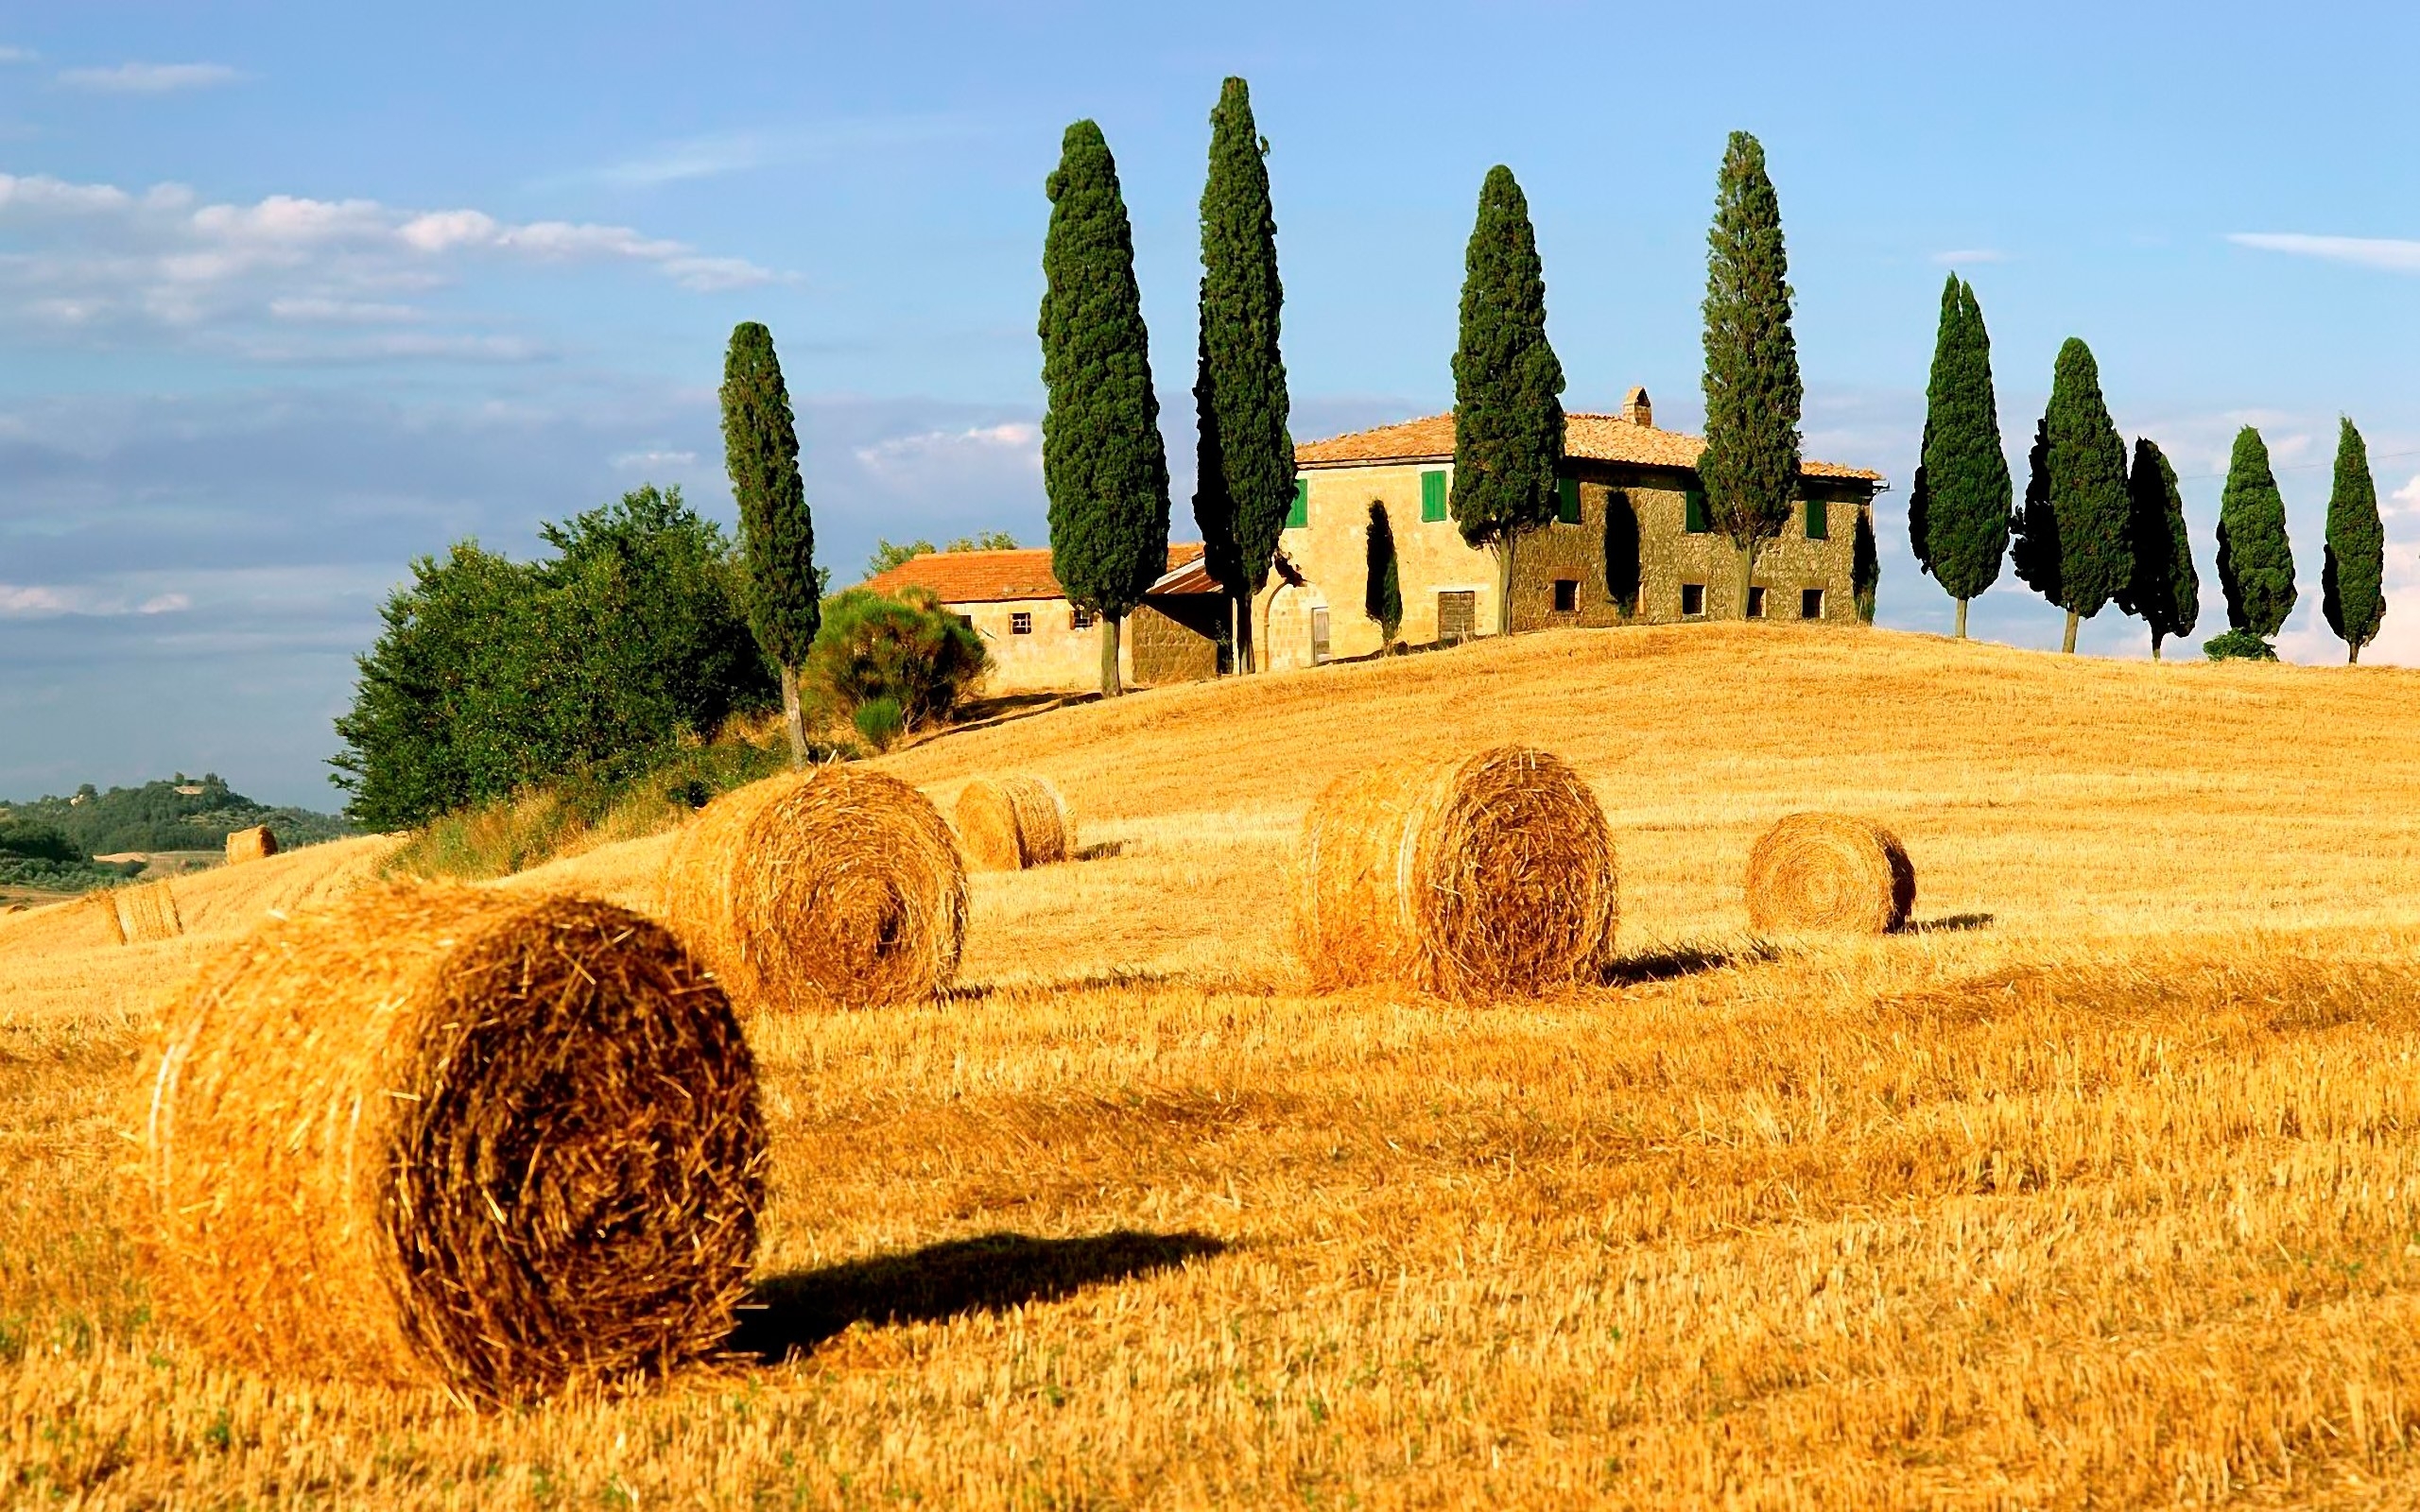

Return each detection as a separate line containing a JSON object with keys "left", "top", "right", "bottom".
{"left": 13, "top": 622, "right": 2420, "bottom": 1507}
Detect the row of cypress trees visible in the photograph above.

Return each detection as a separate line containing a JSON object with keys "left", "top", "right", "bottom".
{"left": 1910, "top": 277, "right": 2387, "bottom": 662}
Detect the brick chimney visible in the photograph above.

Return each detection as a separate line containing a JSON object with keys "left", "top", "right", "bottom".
{"left": 1621, "top": 385, "right": 1652, "bottom": 428}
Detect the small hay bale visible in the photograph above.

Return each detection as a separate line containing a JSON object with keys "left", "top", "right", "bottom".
{"left": 663, "top": 765, "right": 967, "bottom": 1012}
{"left": 66, "top": 890, "right": 130, "bottom": 948}
{"left": 955, "top": 775, "right": 1072, "bottom": 870}
{"left": 224, "top": 825, "right": 279, "bottom": 865}
{"left": 134, "top": 883, "right": 764, "bottom": 1401}
{"left": 1743, "top": 812, "right": 1914, "bottom": 935}
{"left": 1292, "top": 746, "right": 1617, "bottom": 999}
{"left": 113, "top": 879, "right": 182, "bottom": 943}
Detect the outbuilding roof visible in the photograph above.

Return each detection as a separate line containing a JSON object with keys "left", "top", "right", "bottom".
{"left": 1294, "top": 411, "right": 1884, "bottom": 483}
{"left": 859, "top": 543, "right": 1208, "bottom": 605}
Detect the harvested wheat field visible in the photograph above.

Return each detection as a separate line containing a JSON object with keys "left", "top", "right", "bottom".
{"left": 20, "top": 623, "right": 2420, "bottom": 1504}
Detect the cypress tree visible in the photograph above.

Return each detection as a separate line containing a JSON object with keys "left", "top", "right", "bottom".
{"left": 1907, "top": 453, "right": 1932, "bottom": 577}
{"left": 1364, "top": 501, "right": 1403, "bottom": 647}
{"left": 2116, "top": 438, "right": 2198, "bottom": 660}
{"left": 720, "top": 320, "right": 818, "bottom": 765}
{"left": 1040, "top": 120, "right": 1171, "bottom": 697}
{"left": 2215, "top": 425, "right": 2296, "bottom": 641}
{"left": 1700, "top": 130, "right": 1802, "bottom": 618}
{"left": 1920, "top": 276, "right": 2012, "bottom": 638}
{"left": 1193, "top": 77, "right": 1292, "bottom": 676}
{"left": 1450, "top": 164, "right": 1564, "bottom": 635}
{"left": 1853, "top": 504, "right": 1879, "bottom": 624}
{"left": 2013, "top": 339, "right": 2130, "bottom": 652}
{"left": 2323, "top": 416, "right": 2385, "bottom": 662}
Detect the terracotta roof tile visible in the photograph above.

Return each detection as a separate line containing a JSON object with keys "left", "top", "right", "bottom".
{"left": 1294, "top": 412, "right": 1882, "bottom": 483}
{"left": 859, "top": 543, "right": 1206, "bottom": 605}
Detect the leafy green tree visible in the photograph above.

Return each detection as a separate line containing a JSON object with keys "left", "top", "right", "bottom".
{"left": 1918, "top": 276, "right": 2011, "bottom": 637}
{"left": 2323, "top": 417, "right": 2385, "bottom": 662}
{"left": 867, "top": 539, "right": 937, "bottom": 577}
{"left": 721, "top": 321, "right": 820, "bottom": 763}
{"left": 2116, "top": 438, "right": 2199, "bottom": 660}
{"left": 1450, "top": 164, "right": 1564, "bottom": 635}
{"left": 1853, "top": 504, "right": 1880, "bottom": 624}
{"left": 2204, "top": 627, "right": 2278, "bottom": 662}
{"left": 944, "top": 530, "right": 1020, "bottom": 552}
{"left": 1040, "top": 120, "right": 1172, "bottom": 696}
{"left": 1700, "top": 130, "right": 1802, "bottom": 618}
{"left": 2216, "top": 425, "right": 2296, "bottom": 640}
{"left": 804, "top": 585, "right": 990, "bottom": 733}
{"left": 2012, "top": 339, "right": 2131, "bottom": 652}
{"left": 1364, "top": 501, "right": 1403, "bottom": 646}
{"left": 1193, "top": 77, "right": 1293, "bottom": 675}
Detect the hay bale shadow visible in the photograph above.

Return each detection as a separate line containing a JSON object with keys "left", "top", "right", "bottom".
{"left": 1600, "top": 941, "right": 1777, "bottom": 988}
{"left": 732, "top": 1229, "right": 1226, "bottom": 1363}
{"left": 1906, "top": 912, "right": 1994, "bottom": 935}
{"left": 1073, "top": 839, "right": 1126, "bottom": 862}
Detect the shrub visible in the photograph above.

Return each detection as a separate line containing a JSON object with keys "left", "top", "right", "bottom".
{"left": 0, "top": 818, "right": 81, "bottom": 864}
{"left": 804, "top": 586, "right": 989, "bottom": 733}
{"left": 853, "top": 697, "right": 907, "bottom": 752}
{"left": 2203, "top": 628, "right": 2279, "bottom": 662}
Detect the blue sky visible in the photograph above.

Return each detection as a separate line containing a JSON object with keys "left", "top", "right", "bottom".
{"left": 2, "top": 1, "right": 2417, "bottom": 804}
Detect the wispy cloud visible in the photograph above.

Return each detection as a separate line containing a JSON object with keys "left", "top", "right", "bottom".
{"left": 611, "top": 449, "right": 700, "bottom": 470}
{"left": 0, "top": 46, "right": 36, "bottom": 64}
{"left": 0, "top": 583, "right": 191, "bottom": 619}
{"left": 1930, "top": 249, "right": 2009, "bottom": 266}
{"left": 2227, "top": 232, "right": 2420, "bottom": 273}
{"left": 58, "top": 61, "right": 243, "bottom": 94}
{"left": 556, "top": 115, "right": 972, "bottom": 189}
{"left": 855, "top": 422, "right": 1040, "bottom": 478}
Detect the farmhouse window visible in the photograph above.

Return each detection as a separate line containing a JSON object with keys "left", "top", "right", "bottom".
{"left": 1011, "top": 611, "right": 1032, "bottom": 635}
{"left": 1684, "top": 488, "right": 1709, "bottom": 533}
{"left": 1801, "top": 588, "right": 1825, "bottom": 619}
{"left": 1288, "top": 477, "right": 1309, "bottom": 528}
{"left": 1071, "top": 607, "right": 1096, "bottom": 630}
{"left": 1421, "top": 470, "right": 1447, "bottom": 523}
{"left": 1747, "top": 586, "right": 1768, "bottom": 619}
{"left": 1552, "top": 578, "right": 1579, "bottom": 612}
{"left": 1557, "top": 478, "right": 1581, "bottom": 524}
{"left": 1805, "top": 497, "right": 1829, "bottom": 540}
{"left": 1681, "top": 583, "right": 1706, "bottom": 617}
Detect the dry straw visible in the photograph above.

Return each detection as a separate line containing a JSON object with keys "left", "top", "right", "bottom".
{"left": 224, "top": 824, "right": 279, "bottom": 865}
{"left": 113, "top": 879, "right": 182, "bottom": 943}
{"left": 663, "top": 765, "right": 967, "bottom": 1012}
{"left": 1743, "top": 812, "right": 1915, "bottom": 935}
{"left": 955, "top": 775, "right": 1072, "bottom": 870}
{"left": 1293, "top": 746, "right": 1617, "bottom": 999}
{"left": 133, "top": 883, "right": 765, "bottom": 1403}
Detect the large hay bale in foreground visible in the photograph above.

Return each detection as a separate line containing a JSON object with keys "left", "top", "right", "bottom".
{"left": 1744, "top": 812, "right": 1914, "bottom": 935}
{"left": 224, "top": 824, "right": 279, "bottom": 865}
{"left": 113, "top": 879, "right": 182, "bottom": 943}
{"left": 664, "top": 765, "right": 967, "bottom": 1012}
{"left": 955, "top": 775, "right": 1072, "bottom": 870}
{"left": 135, "top": 884, "right": 764, "bottom": 1401}
{"left": 1293, "top": 746, "right": 1617, "bottom": 999}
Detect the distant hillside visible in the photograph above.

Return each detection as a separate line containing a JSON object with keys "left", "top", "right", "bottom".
{"left": 0, "top": 774, "right": 354, "bottom": 861}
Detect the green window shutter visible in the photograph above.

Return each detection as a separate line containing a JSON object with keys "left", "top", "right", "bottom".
{"left": 1288, "top": 477, "right": 1308, "bottom": 528}
{"left": 1421, "top": 470, "right": 1447, "bottom": 522}
{"left": 1805, "top": 496, "right": 1828, "bottom": 541}
{"left": 1685, "top": 488, "right": 1707, "bottom": 533}
{"left": 1557, "top": 477, "right": 1581, "bottom": 524}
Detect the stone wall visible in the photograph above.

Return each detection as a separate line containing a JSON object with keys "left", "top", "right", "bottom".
{"left": 1130, "top": 597, "right": 1220, "bottom": 684}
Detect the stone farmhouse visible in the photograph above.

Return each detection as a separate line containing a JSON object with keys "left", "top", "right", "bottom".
{"left": 859, "top": 544, "right": 1225, "bottom": 695}
{"left": 1264, "top": 387, "right": 1884, "bottom": 669}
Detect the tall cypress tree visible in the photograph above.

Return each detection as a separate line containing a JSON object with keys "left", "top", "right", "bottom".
{"left": 1364, "top": 501, "right": 1403, "bottom": 646}
{"left": 1450, "top": 164, "right": 1564, "bottom": 635}
{"left": 720, "top": 320, "right": 818, "bottom": 765}
{"left": 2116, "top": 437, "right": 2198, "bottom": 660}
{"left": 1700, "top": 130, "right": 1802, "bottom": 619}
{"left": 2216, "top": 425, "right": 2295, "bottom": 641}
{"left": 1853, "top": 504, "right": 1879, "bottom": 624}
{"left": 1920, "top": 276, "right": 2011, "bottom": 638}
{"left": 1040, "top": 120, "right": 1171, "bottom": 697}
{"left": 2323, "top": 416, "right": 2385, "bottom": 662}
{"left": 1193, "top": 77, "right": 1292, "bottom": 676}
{"left": 2012, "top": 338, "right": 2130, "bottom": 652}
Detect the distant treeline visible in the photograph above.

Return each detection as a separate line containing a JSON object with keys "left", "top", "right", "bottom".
{"left": 0, "top": 773, "right": 352, "bottom": 888}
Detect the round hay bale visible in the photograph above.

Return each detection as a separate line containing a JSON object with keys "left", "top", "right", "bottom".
{"left": 224, "top": 824, "right": 279, "bottom": 865}
{"left": 663, "top": 765, "right": 967, "bottom": 1012}
{"left": 1743, "top": 812, "right": 1914, "bottom": 935}
{"left": 113, "top": 878, "right": 182, "bottom": 943}
{"left": 955, "top": 775, "right": 1072, "bottom": 870}
{"left": 1292, "top": 746, "right": 1617, "bottom": 999}
{"left": 134, "top": 884, "right": 764, "bottom": 1401}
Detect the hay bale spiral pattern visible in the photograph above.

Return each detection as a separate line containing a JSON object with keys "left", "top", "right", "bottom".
{"left": 955, "top": 775, "right": 1072, "bottom": 870}
{"left": 1293, "top": 746, "right": 1617, "bottom": 999}
{"left": 1743, "top": 812, "right": 1914, "bottom": 935}
{"left": 135, "top": 884, "right": 765, "bottom": 1401}
{"left": 664, "top": 765, "right": 968, "bottom": 1012}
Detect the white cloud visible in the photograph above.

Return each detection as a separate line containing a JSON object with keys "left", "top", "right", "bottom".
{"left": 2227, "top": 232, "right": 2420, "bottom": 273}
{"left": 58, "top": 61, "right": 243, "bottom": 94}
{"left": 0, "top": 582, "right": 193, "bottom": 619}
{"left": 0, "top": 47, "right": 36, "bottom": 65}
{"left": 611, "top": 449, "right": 699, "bottom": 470}
{"left": 557, "top": 116, "right": 971, "bottom": 190}
{"left": 268, "top": 297, "right": 422, "bottom": 324}
{"left": 1930, "top": 249, "right": 2009, "bottom": 266}
{"left": 2390, "top": 473, "right": 2420, "bottom": 515}
{"left": 854, "top": 422, "right": 1040, "bottom": 476}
